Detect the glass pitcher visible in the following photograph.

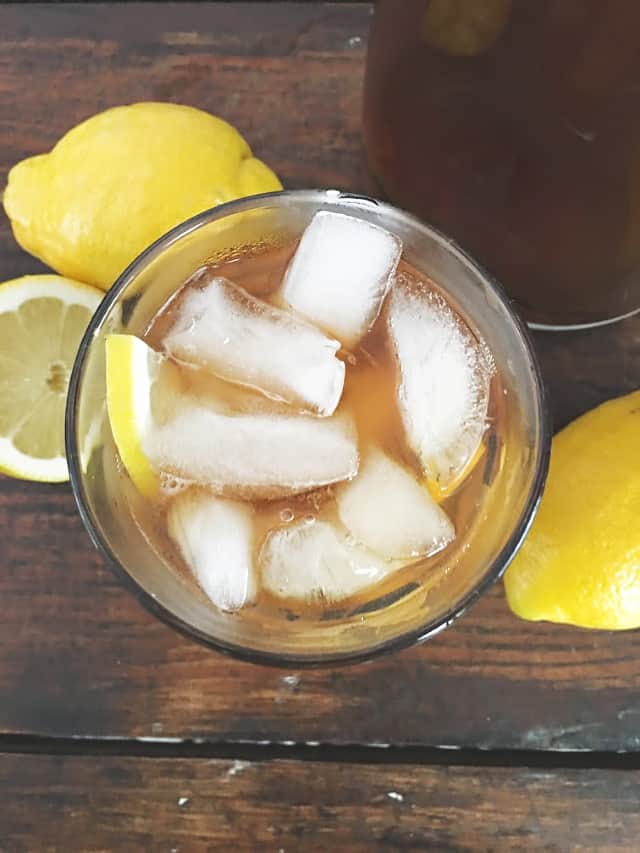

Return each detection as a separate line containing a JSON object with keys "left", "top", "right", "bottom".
{"left": 363, "top": 0, "right": 640, "bottom": 328}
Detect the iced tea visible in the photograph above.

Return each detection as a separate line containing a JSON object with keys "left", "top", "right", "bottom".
{"left": 108, "top": 211, "right": 508, "bottom": 625}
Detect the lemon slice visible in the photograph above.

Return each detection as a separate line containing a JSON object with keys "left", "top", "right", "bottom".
{"left": 105, "top": 334, "right": 167, "bottom": 498}
{"left": 425, "top": 441, "right": 487, "bottom": 502}
{"left": 0, "top": 274, "right": 102, "bottom": 482}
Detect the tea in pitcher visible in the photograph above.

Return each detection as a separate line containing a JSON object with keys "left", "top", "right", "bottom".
{"left": 364, "top": 0, "right": 640, "bottom": 327}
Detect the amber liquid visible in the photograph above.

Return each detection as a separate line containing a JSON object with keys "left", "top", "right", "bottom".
{"left": 122, "top": 241, "right": 506, "bottom": 625}
{"left": 363, "top": 0, "right": 640, "bottom": 326}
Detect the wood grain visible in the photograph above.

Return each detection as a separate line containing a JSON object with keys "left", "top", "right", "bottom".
{"left": 3, "top": 753, "right": 640, "bottom": 852}
{"left": 0, "top": 3, "right": 639, "bottom": 750}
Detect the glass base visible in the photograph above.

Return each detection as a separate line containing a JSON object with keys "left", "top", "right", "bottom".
{"left": 527, "top": 305, "right": 640, "bottom": 332}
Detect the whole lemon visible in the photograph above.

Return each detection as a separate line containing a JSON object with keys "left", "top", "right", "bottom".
{"left": 504, "top": 390, "right": 640, "bottom": 629}
{"left": 422, "top": 0, "right": 512, "bottom": 57}
{"left": 3, "top": 102, "right": 282, "bottom": 290}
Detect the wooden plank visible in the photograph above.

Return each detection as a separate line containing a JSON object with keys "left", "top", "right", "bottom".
{"left": 0, "top": 3, "right": 639, "bottom": 750}
{"left": 3, "top": 753, "right": 640, "bottom": 851}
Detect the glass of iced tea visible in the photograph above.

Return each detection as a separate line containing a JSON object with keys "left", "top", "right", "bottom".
{"left": 66, "top": 190, "right": 548, "bottom": 665}
{"left": 363, "top": 0, "right": 640, "bottom": 329}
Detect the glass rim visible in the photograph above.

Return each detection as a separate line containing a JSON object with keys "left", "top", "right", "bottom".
{"left": 65, "top": 188, "right": 551, "bottom": 668}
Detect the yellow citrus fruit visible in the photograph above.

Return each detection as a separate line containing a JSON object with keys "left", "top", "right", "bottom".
{"left": 0, "top": 274, "right": 102, "bottom": 482}
{"left": 422, "top": 0, "right": 512, "bottom": 57}
{"left": 105, "top": 334, "right": 166, "bottom": 499}
{"left": 504, "top": 390, "right": 640, "bottom": 629}
{"left": 3, "top": 102, "right": 282, "bottom": 291}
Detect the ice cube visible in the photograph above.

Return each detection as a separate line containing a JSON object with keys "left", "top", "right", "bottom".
{"left": 387, "top": 277, "right": 493, "bottom": 491}
{"left": 168, "top": 491, "right": 255, "bottom": 611}
{"left": 148, "top": 405, "right": 359, "bottom": 500}
{"left": 336, "top": 447, "right": 454, "bottom": 559}
{"left": 260, "top": 519, "right": 394, "bottom": 602}
{"left": 281, "top": 211, "right": 402, "bottom": 348}
{"left": 164, "top": 274, "right": 345, "bottom": 416}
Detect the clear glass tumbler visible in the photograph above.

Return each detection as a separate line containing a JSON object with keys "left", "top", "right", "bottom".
{"left": 66, "top": 190, "right": 549, "bottom": 666}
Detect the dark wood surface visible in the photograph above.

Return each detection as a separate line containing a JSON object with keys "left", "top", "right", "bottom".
{"left": 4, "top": 752, "right": 640, "bottom": 851}
{"left": 1, "top": 4, "right": 640, "bottom": 848}
{"left": 1, "top": 0, "right": 639, "bottom": 750}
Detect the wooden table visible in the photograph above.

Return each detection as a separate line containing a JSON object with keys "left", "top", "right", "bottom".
{"left": 1, "top": 4, "right": 640, "bottom": 850}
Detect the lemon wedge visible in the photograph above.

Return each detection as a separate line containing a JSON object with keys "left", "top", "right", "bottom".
{"left": 105, "top": 334, "right": 166, "bottom": 498}
{"left": 0, "top": 274, "right": 102, "bottom": 482}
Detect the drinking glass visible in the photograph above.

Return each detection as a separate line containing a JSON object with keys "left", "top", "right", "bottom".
{"left": 66, "top": 189, "right": 549, "bottom": 665}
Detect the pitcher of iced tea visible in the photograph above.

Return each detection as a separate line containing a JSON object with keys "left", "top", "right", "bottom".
{"left": 363, "top": 0, "right": 640, "bottom": 328}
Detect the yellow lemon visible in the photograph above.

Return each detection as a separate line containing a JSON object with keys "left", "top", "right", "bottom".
{"left": 0, "top": 274, "right": 102, "bottom": 482}
{"left": 504, "top": 390, "right": 640, "bottom": 629}
{"left": 105, "top": 334, "right": 167, "bottom": 498}
{"left": 422, "top": 0, "right": 512, "bottom": 57}
{"left": 3, "top": 102, "right": 282, "bottom": 291}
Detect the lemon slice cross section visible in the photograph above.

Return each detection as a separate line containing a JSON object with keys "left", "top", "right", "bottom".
{"left": 0, "top": 274, "right": 102, "bottom": 482}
